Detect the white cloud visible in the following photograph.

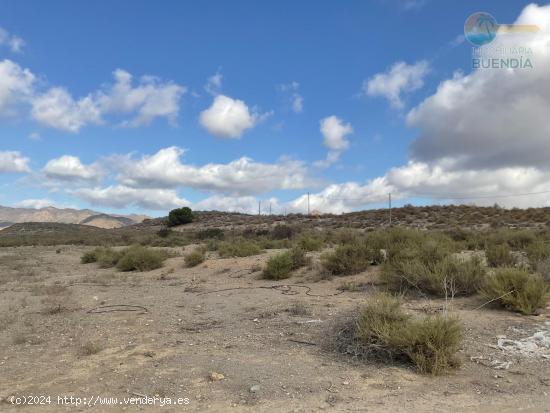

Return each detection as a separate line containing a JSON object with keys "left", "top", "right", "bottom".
{"left": 74, "top": 185, "right": 190, "bottom": 210}
{"left": 318, "top": 115, "right": 353, "bottom": 165}
{"left": 43, "top": 155, "right": 103, "bottom": 182}
{"left": 15, "top": 199, "right": 56, "bottom": 209}
{"left": 31, "top": 87, "right": 102, "bottom": 133}
{"left": 363, "top": 60, "right": 429, "bottom": 108}
{"left": 204, "top": 71, "right": 223, "bottom": 95}
{"left": 0, "top": 60, "right": 35, "bottom": 117}
{"left": 280, "top": 82, "right": 303, "bottom": 113}
{"left": 407, "top": 4, "right": 550, "bottom": 170}
{"left": 289, "top": 178, "right": 391, "bottom": 214}
{"left": 293, "top": 4, "right": 550, "bottom": 213}
{"left": 97, "top": 69, "right": 186, "bottom": 127}
{"left": 30, "top": 68, "right": 185, "bottom": 132}
{"left": 0, "top": 150, "right": 31, "bottom": 173}
{"left": 118, "top": 146, "right": 315, "bottom": 195}
{"left": 0, "top": 27, "right": 25, "bottom": 53}
{"left": 199, "top": 95, "right": 268, "bottom": 138}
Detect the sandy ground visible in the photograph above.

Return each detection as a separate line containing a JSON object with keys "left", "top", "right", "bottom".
{"left": 0, "top": 245, "right": 549, "bottom": 412}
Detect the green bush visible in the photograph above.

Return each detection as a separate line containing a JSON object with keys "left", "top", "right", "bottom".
{"left": 81, "top": 249, "right": 100, "bottom": 264}
{"left": 356, "top": 294, "right": 463, "bottom": 375}
{"left": 271, "top": 225, "right": 294, "bottom": 240}
{"left": 96, "top": 248, "right": 124, "bottom": 268}
{"left": 382, "top": 255, "right": 486, "bottom": 297}
{"left": 167, "top": 207, "right": 194, "bottom": 227}
{"left": 526, "top": 241, "right": 550, "bottom": 268}
{"left": 115, "top": 246, "right": 167, "bottom": 272}
{"left": 263, "top": 252, "right": 294, "bottom": 280}
{"left": 392, "top": 314, "right": 463, "bottom": 375}
{"left": 217, "top": 237, "right": 263, "bottom": 257}
{"left": 479, "top": 268, "right": 550, "bottom": 315}
{"left": 81, "top": 247, "right": 123, "bottom": 268}
{"left": 486, "top": 243, "right": 515, "bottom": 267}
{"left": 197, "top": 228, "right": 224, "bottom": 240}
{"left": 263, "top": 247, "right": 309, "bottom": 280}
{"left": 296, "top": 232, "right": 325, "bottom": 251}
{"left": 321, "top": 243, "right": 382, "bottom": 276}
{"left": 184, "top": 248, "right": 206, "bottom": 267}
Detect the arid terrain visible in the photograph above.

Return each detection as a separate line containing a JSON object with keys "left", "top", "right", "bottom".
{"left": 1, "top": 213, "right": 550, "bottom": 413}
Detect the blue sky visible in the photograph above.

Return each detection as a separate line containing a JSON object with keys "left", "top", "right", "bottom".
{"left": 1, "top": 0, "right": 549, "bottom": 215}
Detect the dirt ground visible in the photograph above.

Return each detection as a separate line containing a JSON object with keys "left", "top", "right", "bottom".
{"left": 1, "top": 246, "right": 549, "bottom": 412}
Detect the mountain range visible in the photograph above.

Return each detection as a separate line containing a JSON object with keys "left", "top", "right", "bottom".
{"left": 0, "top": 206, "right": 149, "bottom": 229}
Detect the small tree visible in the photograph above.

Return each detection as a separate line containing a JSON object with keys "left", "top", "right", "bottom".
{"left": 167, "top": 207, "right": 194, "bottom": 227}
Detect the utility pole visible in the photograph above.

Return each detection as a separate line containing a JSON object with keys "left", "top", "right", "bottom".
{"left": 388, "top": 193, "right": 392, "bottom": 226}
{"left": 258, "top": 200, "right": 261, "bottom": 216}
{"left": 269, "top": 203, "right": 271, "bottom": 215}
{"left": 307, "top": 192, "right": 310, "bottom": 216}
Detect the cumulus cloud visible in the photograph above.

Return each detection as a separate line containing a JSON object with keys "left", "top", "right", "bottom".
{"left": 318, "top": 115, "right": 353, "bottom": 165}
{"left": 96, "top": 69, "right": 186, "bottom": 127}
{"left": 291, "top": 4, "right": 550, "bottom": 213}
{"left": 199, "top": 95, "right": 269, "bottom": 138}
{"left": 117, "top": 146, "right": 315, "bottom": 195}
{"left": 29, "top": 68, "right": 185, "bottom": 132}
{"left": 363, "top": 60, "right": 429, "bottom": 108}
{"left": 0, "top": 27, "right": 25, "bottom": 53}
{"left": 0, "top": 60, "right": 35, "bottom": 117}
{"left": 31, "top": 87, "right": 102, "bottom": 133}
{"left": 408, "top": 4, "right": 550, "bottom": 170}
{"left": 0, "top": 150, "right": 31, "bottom": 173}
{"left": 43, "top": 155, "right": 103, "bottom": 182}
{"left": 74, "top": 185, "right": 190, "bottom": 210}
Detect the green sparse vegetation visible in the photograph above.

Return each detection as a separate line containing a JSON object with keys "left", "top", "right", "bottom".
{"left": 217, "top": 237, "right": 263, "bottom": 257}
{"left": 486, "top": 243, "right": 515, "bottom": 267}
{"left": 479, "top": 268, "right": 550, "bottom": 315}
{"left": 263, "top": 247, "right": 309, "bottom": 280}
{"left": 355, "top": 293, "right": 463, "bottom": 375}
{"left": 321, "top": 242, "right": 384, "bottom": 276}
{"left": 296, "top": 231, "right": 325, "bottom": 251}
{"left": 184, "top": 247, "right": 206, "bottom": 267}
{"left": 116, "top": 246, "right": 168, "bottom": 272}
{"left": 167, "top": 207, "right": 194, "bottom": 227}
{"left": 81, "top": 245, "right": 168, "bottom": 272}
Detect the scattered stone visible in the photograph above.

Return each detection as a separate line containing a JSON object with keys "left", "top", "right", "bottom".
{"left": 209, "top": 372, "right": 225, "bottom": 381}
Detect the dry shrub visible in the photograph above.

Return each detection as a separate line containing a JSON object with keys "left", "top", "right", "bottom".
{"left": 271, "top": 225, "right": 294, "bottom": 240}
{"left": 535, "top": 258, "right": 550, "bottom": 283}
{"left": 184, "top": 248, "right": 206, "bottom": 267}
{"left": 526, "top": 241, "right": 550, "bottom": 268}
{"left": 263, "top": 247, "right": 308, "bottom": 280}
{"left": 82, "top": 246, "right": 167, "bottom": 272}
{"left": 78, "top": 341, "right": 103, "bottom": 356}
{"left": 296, "top": 231, "right": 325, "bottom": 251}
{"left": 485, "top": 243, "right": 515, "bottom": 267}
{"left": 479, "top": 268, "right": 550, "bottom": 315}
{"left": 382, "top": 254, "right": 486, "bottom": 297}
{"left": 287, "top": 302, "right": 311, "bottom": 316}
{"left": 354, "top": 294, "right": 463, "bottom": 375}
{"left": 321, "top": 243, "right": 383, "bottom": 276}
{"left": 116, "top": 246, "right": 167, "bottom": 272}
{"left": 81, "top": 247, "right": 123, "bottom": 268}
{"left": 217, "top": 237, "right": 263, "bottom": 257}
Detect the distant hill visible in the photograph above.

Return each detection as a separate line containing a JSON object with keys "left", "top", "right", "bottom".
{"left": 0, "top": 206, "right": 149, "bottom": 229}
